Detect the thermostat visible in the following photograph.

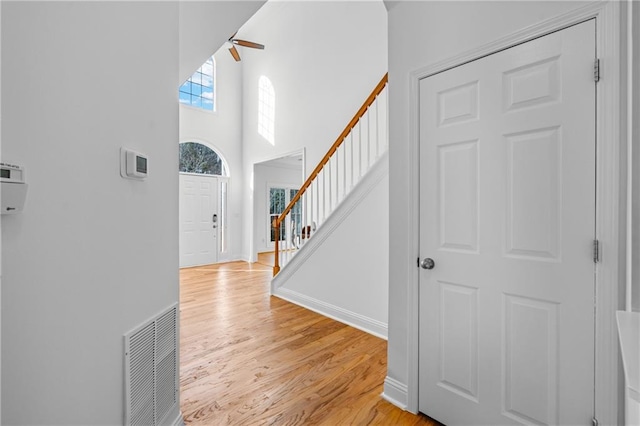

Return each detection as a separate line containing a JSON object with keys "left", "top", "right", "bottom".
{"left": 1, "top": 162, "right": 28, "bottom": 214}
{"left": 120, "top": 148, "right": 148, "bottom": 180}
{"left": 0, "top": 162, "right": 25, "bottom": 183}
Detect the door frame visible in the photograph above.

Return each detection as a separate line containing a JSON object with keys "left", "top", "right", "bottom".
{"left": 405, "top": 2, "right": 622, "bottom": 423}
{"left": 250, "top": 148, "right": 306, "bottom": 263}
{"left": 266, "top": 183, "right": 300, "bottom": 250}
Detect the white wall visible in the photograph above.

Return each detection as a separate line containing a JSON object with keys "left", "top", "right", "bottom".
{"left": 0, "top": 1, "right": 3, "bottom": 419}
{"left": 1, "top": 2, "right": 178, "bottom": 424}
{"left": 253, "top": 163, "right": 303, "bottom": 254}
{"left": 180, "top": 46, "right": 245, "bottom": 261}
{"left": 239, "top": 0, "right": 388, "bottom": 259}
{"left": 276, "top": 166, "right": 389, "bottom": 337}
{"left": 385, "top": 0, "right": 607, "bottom": 407}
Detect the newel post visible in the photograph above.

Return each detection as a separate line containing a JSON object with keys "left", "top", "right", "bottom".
{"left": 272, "top": 219, "right": 280, "bottom": 276}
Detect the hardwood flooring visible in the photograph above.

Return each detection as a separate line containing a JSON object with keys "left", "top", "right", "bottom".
{"left": 179, "top": 256, "right": 440, "bottom": 425}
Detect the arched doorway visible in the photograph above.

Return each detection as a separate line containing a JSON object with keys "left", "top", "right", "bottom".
{"left": 179, "top": 141, "right": 229, "bottom": 267}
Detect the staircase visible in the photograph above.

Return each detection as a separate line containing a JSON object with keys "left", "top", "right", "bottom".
{"left": 272, "top": 73, "right": 389, "bottom": 276}
{"left": 269, "top": 74, "right": 389, "bottom": 337}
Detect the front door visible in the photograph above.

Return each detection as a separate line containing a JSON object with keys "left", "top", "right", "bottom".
{"left": 419, "top": 21, "right": 596, "bottom": 425}
{"left": 179, "top": 173, "right": 219, "bottom": 267}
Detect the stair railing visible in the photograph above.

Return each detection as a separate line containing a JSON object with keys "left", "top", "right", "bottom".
{"left": 272, "top": 73, "right": 388, "bottom": 276}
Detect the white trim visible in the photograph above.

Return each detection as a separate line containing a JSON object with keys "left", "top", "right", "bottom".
{"left": 382, "top": 377, "right": 409, "bottom": 410}
{"left": 271, "top": 151, "right": 388, "bottom": 291}
{"left": 254, "top": 148, "right": 306, "bottom": 173}
{"left": 170, "top": 411, "right": 185, "bottom": 426}
{"left": 406, "top": 43, "right": 422, "bottom": 417}
{"left": 179, "top": 102, "right": 218, "bottom": 117}
{"left": 594, "top": 3, "right": 623, "bottom": 424}
{"left": 178, "top": 172, "right": 221, "bottom": 179}
{"left": 625, "top": 0, "right": 634, "bottom": 313}
{"left": 157, "top": 407, "right": 183, "bottom": 426}
{"left": 273, "top": 287, "right": 387, "bottom": 339}
{"left": 405, "top": 2, "right": 622, "bottom": 423}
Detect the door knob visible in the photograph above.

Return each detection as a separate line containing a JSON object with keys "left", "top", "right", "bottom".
{"left": 420, "top": 258, "right": 435, "bottom": 270}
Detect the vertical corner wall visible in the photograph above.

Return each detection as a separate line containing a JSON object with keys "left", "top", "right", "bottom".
{"left": 1, "top": 2, "right": 179, "bottom": 424}
{"left": 0, "top": 0, "right": 3, "bottom": 420}
{"left": 631, "top": 0, "right": 640, "bottom": 312}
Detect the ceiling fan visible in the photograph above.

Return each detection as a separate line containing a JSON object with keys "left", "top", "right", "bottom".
{"left": 227, "top": 32, "right": 264, "bottom": 62}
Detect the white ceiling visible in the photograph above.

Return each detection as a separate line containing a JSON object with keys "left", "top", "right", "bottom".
{"left": 178, "top": 1, "right": 267, "bottom": 84}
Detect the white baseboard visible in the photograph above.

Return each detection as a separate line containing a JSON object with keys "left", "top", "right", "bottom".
{"left": 272, "top": 287, "right": 388, "bottom": 340}
{"left": 382, "top": 376, "right": 409, "bottom": 411}
{"left": 171, "top": 411, "right": 185, "bottom": 426}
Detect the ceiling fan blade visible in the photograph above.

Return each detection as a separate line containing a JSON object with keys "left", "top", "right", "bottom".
{"left": 231, "top": 39, "right": 265, "bottom": 50}
{"left": 229, "top": 45, "right": 241, "bottom": 62}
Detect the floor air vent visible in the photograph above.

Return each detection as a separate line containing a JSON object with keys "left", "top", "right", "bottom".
{"left": 125, "top": 303, "right": 179, "bottom": 426}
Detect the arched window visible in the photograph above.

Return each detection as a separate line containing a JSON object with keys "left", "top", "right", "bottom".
{"left": 258, "top": 76, "right": 275, "bottom": 144}
{"left": 179, "top": 142, "right": 228, "bottom": 176}
{"left": 179, "top": 56, "right": 215, "bottom": 111}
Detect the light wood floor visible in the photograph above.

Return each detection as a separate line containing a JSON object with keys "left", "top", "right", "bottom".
{"left": 179, "top": 255, "right": 440, "bottom": 425}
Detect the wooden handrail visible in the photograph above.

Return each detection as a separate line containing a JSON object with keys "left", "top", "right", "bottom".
{"left": 274, "top": 73, "right": 387, "bottom": 226}
{"left": 272, "top": 73, "right": 388, "bottom": 276}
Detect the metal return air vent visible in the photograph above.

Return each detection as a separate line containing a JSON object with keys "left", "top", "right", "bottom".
{"left": 124, "top": 304, "right": 179, "bottom": 426}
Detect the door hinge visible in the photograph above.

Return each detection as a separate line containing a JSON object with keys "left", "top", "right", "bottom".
{"left": 417, "top": 257, "right": 420, "bottom": 267}
{"left": 592, "top": 417, "right": 599, "bottom": 426}
{"left": 594, "top": 58, "right": 600, "bottom": 82}
{"left": 593, "top": 239, "right": 600, "bottom": 263}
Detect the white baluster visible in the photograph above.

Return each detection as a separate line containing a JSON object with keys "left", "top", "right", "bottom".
{"left": 315, "top": 179, "right": 319, "bottom": 229}
{"left": 375, "top": 95, "right": 380, "bottom": 160}
{"left": 328, "top": 159, "right": 332, "bottom": 213}
{"left": 302, "top": 191, "right": 307, "bottom": 248}
{"left": 283, "top": 219, "right": 287, "bottom": 267}
{"left": 319, "top": 174, "right": 322, "bottom": 225}
{"left": 358, "top": 121, "right": 363, "bottom": 181}
{"left": 342, "top": 141, "right": 347, "bottom": 201}
{"left": 350, "top": 132, "right": 354, "bottom": 190}
{"left": 367, "top": 108, "right": 371, "bottom": 172}
{"left": 335, "top": 147, "right": 340, "bottom": 203}
{"left": 309, "top": 185, "right": 313, "bottom": 245}
{"left": 386, "top": 87, "right": 389, "bottom": 151}
{"left": 323, "top": 167, "right": 327, "bottom": 222}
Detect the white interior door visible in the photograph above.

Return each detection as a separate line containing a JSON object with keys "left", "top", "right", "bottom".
{"left": 418, "top": 21, "right": 596, "bottom": 425}
{"left": 179, "top": 173, "right": 219, "bottom": 267}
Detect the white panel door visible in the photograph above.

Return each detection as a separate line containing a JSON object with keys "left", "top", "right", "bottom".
{"left": 179, "top": 173, "right": 219, "bottom": 267}
{"left": 419, "top": 21, "right": 596, "bottom": 426}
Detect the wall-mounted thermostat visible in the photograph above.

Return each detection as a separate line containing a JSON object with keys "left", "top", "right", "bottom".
{"left": 0, "top": 162, "right": 25, "bottom": 183}
{"left": 120, "top": 148, "right": 148, "bottom": 180}
{"left": 1, "top": 162, "right": 28, "bottom": 214}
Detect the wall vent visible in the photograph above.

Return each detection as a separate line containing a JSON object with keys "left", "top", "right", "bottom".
{"left": 124, "top": 303, "right": 179, "bottom": 426}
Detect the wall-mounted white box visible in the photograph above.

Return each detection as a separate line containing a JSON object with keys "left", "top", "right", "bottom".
{"left": 1, "top": 162, "right": 28, "bottom": 214}
{"left": 120, "top": 148, "right": 148, "bottom": 180}
{"left": 1, "top": 182, "right": 28, "bottom": 214}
